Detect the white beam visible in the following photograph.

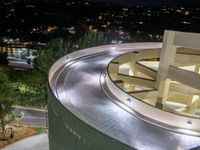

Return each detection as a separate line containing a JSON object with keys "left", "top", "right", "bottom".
{"left": 177, "top": 47, "right": 200, "bottom": 55}
{"left": 175, "top": 53, "right": 200, "bottom": 64}
{"left": 117, "top": 73, "right": 156, "bottom": 88}
{"left": 174, "top": 31, "right": 200, "bottom": 50}
{"left": 130, "top": 90, "right": 158, "bottom": 99}
{"left": 170, "top": 82, "right": 200, "bottom": 95}
{"left": 135, "top": 62, "right": 157, "bottom": 79}
{"left": 156, "top": 31, "right": 176, "bottom": 104}
{"left": 168, "top": 65, "right": 200, "bottom": 90}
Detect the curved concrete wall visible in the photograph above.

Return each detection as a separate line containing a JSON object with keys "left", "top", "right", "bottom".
{"left": 48, "top": 43, "right": 172, "bottom": 150}
{"left": 48, "top": 43, "right": 161, "bottom": 150}
{"left": 48, "top": 86, "right": 134, "bottom": 150}
{"left": 48, "top": 43, "right": 200, "bottom": 150}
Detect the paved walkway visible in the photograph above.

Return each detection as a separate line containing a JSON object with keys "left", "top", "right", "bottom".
{"left": 2, "top": 133, "right": 49, "bottom": 150}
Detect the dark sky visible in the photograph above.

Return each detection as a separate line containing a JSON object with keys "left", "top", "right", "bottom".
{"left": 93, "top": 0, "right": 200, "bottom": 5}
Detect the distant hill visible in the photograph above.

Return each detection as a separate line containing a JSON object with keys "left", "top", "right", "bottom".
{"left": 92, "top": 0, "right": 200, "bottom": 6}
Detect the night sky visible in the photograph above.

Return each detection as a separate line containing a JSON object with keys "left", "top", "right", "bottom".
{"left": 93, "top": 0, "right": 200, "bottom": 5}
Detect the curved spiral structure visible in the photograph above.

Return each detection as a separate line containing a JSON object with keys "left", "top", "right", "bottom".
{"left": 48, "top": 31, "right": 200, "bottom": 150}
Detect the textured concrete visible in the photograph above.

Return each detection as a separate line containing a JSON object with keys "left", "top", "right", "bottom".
{"left": 2, "top": 134, "right": 49, "bottom": 150}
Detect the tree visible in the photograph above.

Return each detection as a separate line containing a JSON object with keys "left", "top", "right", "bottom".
{"left": 36, "top": 38, "right": 74, "bottom": 74}
{"left": 36, "top": 31, "right": 107, "bottom": 74}
{"left": 7, "top": 69, "right": 47, "bottom": 108}
{"left": 77, "top": 31, "right": 107, "bottom": 49}
{"left": 0, "top": 67, "right": 14, "bottom": 135}
{"left": 32, "top": 31, "right": 107, "bottom": 108}
{"left": 0, "top": 52, "right": 8, "bottom": 65}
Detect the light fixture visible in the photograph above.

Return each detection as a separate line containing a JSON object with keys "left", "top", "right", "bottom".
{"left": 126, "top": 98, "right": 131, "bottom": 102}
{"left": 103, "top": 73, "right": 106, "bottom": 78}
{"left": 186, "top": 120, "right": 192, "bottom": 128}
{"left": 111, "top": 45, "right": 116, "bottom": 50}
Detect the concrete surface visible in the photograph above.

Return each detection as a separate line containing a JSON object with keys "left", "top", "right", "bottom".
{"left": 2, "top": 133, "right": 49, "bottom": 150}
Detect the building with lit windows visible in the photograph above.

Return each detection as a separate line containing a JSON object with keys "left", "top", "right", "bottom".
{"left": 0, "top": 39, "right": 41, "bottom": 69}
{"left": 48, "top": 30, "right": 200, "bottom": 150}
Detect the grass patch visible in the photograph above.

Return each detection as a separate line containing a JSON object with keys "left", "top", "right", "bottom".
{"left": 34, "top": 127, "right": 48, "bottom": 134}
